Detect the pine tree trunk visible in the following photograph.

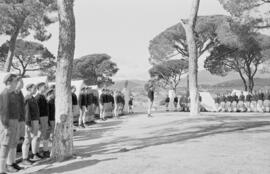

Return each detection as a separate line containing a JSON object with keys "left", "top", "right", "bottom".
{"left": 186, "top": 0, "right": 200, "bottom": 116}
{"left": 186, "top": 74, "right": 189, "bottom": 95}
{"left": 50, "top": 0, "right": 75, "bottom": 161}
{"left": 3, "top": 28, "right": 20, "bottom": 72}
{"left": 248, "top": 77, "right": 254, "bottom": 93}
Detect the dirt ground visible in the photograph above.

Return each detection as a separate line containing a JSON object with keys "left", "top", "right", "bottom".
{"left": 20, "top": 112, "right": 270, "bottom": 174}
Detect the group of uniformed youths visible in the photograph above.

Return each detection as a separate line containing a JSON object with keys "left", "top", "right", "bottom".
{"left": 0, "top": 74, "right": 57, "bottom": 174}
{"left": 99, "top": 89, "right": 126, "bottom": 120}
{"left": 0, "top": 73, "right": 134, "bottom": 174}
{"left": 77, "top": 86, "right": 99, "bottom": 128}
{"left": 214, "top": 90, "right": 270, "bottom": 113}
{"left": 164, "top": 94, "right": 203, "bottom": 112}
{"left": 77, "top": 87, "right": 131, "bottom": 128}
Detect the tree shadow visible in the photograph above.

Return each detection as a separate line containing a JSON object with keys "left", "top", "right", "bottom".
{"left": 26, "top": 115, "right": 270, "bottom": 173}
{"left": 73, "top": 119, "right": 123, "bottom": 142}
{"left": 75, "top": 119, "right": 270, "bottom": 156}
{"left": 27, "top": 158, "right": 116, "bottom": 174}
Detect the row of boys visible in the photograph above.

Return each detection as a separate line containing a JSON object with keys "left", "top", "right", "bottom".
{"left": 214, "top": 90, "right": 270, "bottom": 112}
{"left": 0, "top": 74, "right": 57, "bottom": 174}
{"left": 77, "top": 88, "right": 129, "bottom": 127}
{"left": 164, "top": 95, "right": 202, "bottom": 112}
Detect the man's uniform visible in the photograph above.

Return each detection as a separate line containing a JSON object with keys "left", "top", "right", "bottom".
{"left": 165, "top": 97, "right": 170, "bottom": 111}
{"left": 0, "top": 89, "right": 21, "bottom": 172}
{"left": 225, "top": 95, "right": 232, "bottom": 112}
{"left": 257, "top": 92, "right": 264, "bottom": 112}
{"left": 264, "top": 92, "right": 270, "bottom": 112}
{"left": 231, "top": 94, "right": 239, "bottom": 112}
{"left": 214, "top": 96, "right": 220, "bottom": 112}
{"left": 47, "top": 91, "right": 55, "bottom": 140}
{"left": 86, "top": 90, "right": 95, "bottom": 122}
{"left": 220, "top": 95, "right": 226, "bottom": 112}
{"left": 245, "top": 93, "right": 252, "bottom": 112}
{"left": 35, "top": 92, "right": 49, "bottom": 155}
{"left": 22, "top": 93, "right": 40, "bottom": 161}
{"left": 250, "top": 94, "right": 258, "bottom": 112}
{"left": 179, "top": 96, "right": 185, "bottom": 112}
{"left": 173, "top": 97, "right": 178, "bottom": 111}
{"left": 99, "top": 92, "right": 106, "bottom": 120}
{"left": 78, "top": 89, "right": 87, "bottom": 126}
{"left": 238, "top": 94, "right": 246, "bottom": 112}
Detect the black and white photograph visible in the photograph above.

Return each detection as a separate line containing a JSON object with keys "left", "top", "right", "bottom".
{"left": 0, "top": 0, "right": 270, "bottom": 173}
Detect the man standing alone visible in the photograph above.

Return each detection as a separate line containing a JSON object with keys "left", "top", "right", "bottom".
{"left": 147, "top": 86, "right": 154, "bottom": 117}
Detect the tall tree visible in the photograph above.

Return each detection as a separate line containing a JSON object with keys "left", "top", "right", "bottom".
{"left": 50, "top": 0, "right": 75, "bottom": 161}
{"left": 0, "top": 0, "right": 57, "bottom": 72}
{"left": 218, "top": 0, "right": 270, "bottom": 29}
{"left": 204, "top": 22, "right": 270, "bottom": 92}
{"left": 185, "top": 0, "right": 201, "bottom": 116}
{"left": 149, "top": 59, "right": 188, "bottom": 93}
{"left": 72, "top": 54, "right": 119, "bottom": 87}
{"left": 0, "top": 39, "right": 56, "bottom": 77}
{"left": 149, "top": 15, "right": 230, "bottom": 63}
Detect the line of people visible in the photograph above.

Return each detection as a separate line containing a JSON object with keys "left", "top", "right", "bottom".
{"left": 76, "top": 88, "right": 132, "bottom": 128}
{"left": 0, "top": 73, "right": 135, "bottom": 174}
{"left": 0, "top": 74, "right": 58, "bottom": 174}
{"left": 214, "top": 90, "right": 270, "bottom": 112}
{"left": 163, "top": 94, "right": 203, "bottom": 112}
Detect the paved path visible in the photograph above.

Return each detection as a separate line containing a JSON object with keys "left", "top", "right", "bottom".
{"left": 21, "top": 112, "right": 270, "bottom": 174}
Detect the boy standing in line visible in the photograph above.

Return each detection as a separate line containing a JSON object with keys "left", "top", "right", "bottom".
{"left": 78, "top": 87, "right": 87, "bottom": 128}
{"left": 47, "top": 89, "right": 55, "bottom": 142}
{"left": 35, "top": 82, "right": 50, "bottom": 158}
{"left": 99, "top": 89, "right": 107, "bottom": 121}
{"left": 128, "top": 96, "right": 134, "bottom": 114}
{"left": 22, "top": 84, "right": 41, "bottom": 164}
{"left": 165, "top": 95, "right": 170, "bottom": 112}
{"left": 173, "top": 96, "right": 178, "bottom": 111}
{"left": 147, "top": 86, "right": 154, "bottom": 117}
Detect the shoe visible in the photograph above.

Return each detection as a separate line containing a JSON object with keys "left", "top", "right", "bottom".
{"left": 20, "top": 159, "right": 33, "bottom": 166}
{"left": 0, "top": 172, "right": 7, "bottom": 174}
{"left": 6, "top": 165, "right": 18, "bottom": 173}
{"left": 31, "top": 154, "right": 42, "bottom": 161}
{"left": 12, "top": 163, "right": 24, "bottom": 170}
{"left": 79, "top": 124, "right": 85, "bottom": 128}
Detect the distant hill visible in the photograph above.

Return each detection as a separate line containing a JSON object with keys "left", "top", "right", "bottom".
{"left": 112, "top": 80, "right": 146, "bottom": 90}
{"left": 213, "top": 78, "right": 270, "bottom": 89}
{"left": 113, "top": 70, "right": 270, "bottom": 94}
{"left": 180, "top": 70, "right": 270, "bottom": 86}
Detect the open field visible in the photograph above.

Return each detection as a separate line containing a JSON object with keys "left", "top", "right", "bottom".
{"left": 19, "top": 112, "right": 270, "bottom": 174}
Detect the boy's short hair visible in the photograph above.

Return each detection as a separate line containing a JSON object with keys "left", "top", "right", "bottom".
{"left": 26, "top": 84, "right": 35, "bottom": 91}
{"left": 36, "top": 82, "right": 46, "bottom": 90}
{"left": 46, "top": 89, "right": 54, "bottom": 97}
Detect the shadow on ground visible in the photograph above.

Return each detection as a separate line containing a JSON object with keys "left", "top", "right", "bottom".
{"left": 76, "top": 115, "right": 270, "bottom": 157}
{"left": 29, "top": 114, "right": 270, "bottom": 173}
{"left": 28, "top": 158, "right": 116, "bottom": 174}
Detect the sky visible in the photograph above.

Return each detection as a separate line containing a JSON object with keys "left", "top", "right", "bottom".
{"left": 0, "top": 0, "right": 230, "bottom": 80}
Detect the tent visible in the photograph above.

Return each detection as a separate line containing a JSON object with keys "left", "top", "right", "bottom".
{"left": 22, "top": 76, "right": 48, "bottom": 96}
{"left": 199, "top": 92, "right": 218, "bottom": 112}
